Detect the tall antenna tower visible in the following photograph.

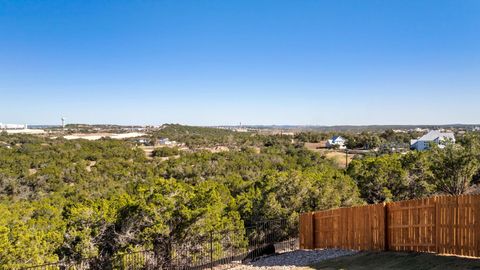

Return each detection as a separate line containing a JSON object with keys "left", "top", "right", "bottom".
{"left": 61, "top": 117, "right": 66, "bottom": 129}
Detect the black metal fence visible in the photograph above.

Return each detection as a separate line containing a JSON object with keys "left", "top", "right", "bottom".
{"left": 23, "top": 219, "right": 298, "bottom": 270}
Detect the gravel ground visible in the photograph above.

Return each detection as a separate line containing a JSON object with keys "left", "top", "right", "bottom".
{"left": 228, "top": 249, "right": 358, "bottom": 270}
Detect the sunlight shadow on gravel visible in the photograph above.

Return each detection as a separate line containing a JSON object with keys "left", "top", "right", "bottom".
{"left": 230, "top": 249, "right": 357, "bottom": 269}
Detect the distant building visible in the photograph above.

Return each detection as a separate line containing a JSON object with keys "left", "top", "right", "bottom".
{"left": 0, "top": 123, "right": 27, "bottom": 129}
{"left": 410, "top": 130, "right": 455, "bottom": 151}
{"left": 157, "top": 138, "right": 176, "bottom": 146}
{"left": 411, "top": 128, "right": 429, "bottom": 133}
{"left": 0, "top": 123, "right": 45, "bottom": 134}
{"left": 327, "top": 136, "right": 346, "bottom": 149}
{"left": 63, "top": 132, "right": 145, "bottom": 141}
{"left": 4, "top": 129, "right": 45, "bottom": 134}
{"left": 135, "top": 138, "right": 149, "bottom": 145}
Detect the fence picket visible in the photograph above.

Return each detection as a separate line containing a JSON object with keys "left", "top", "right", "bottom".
{"left": 299, "top": 194, "right": 480, "bottom": 258}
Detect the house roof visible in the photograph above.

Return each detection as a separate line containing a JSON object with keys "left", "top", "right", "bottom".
{"left": 417, "top": 130, "right": 455, "bottom": 142}
{"left": 331, "top": 136, "right": 344, "bottom": 142}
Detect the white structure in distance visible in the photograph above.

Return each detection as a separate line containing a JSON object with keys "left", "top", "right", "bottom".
{"left": 0, "top": 123, "right": 45, "bottom": 134}
{"left": 0, "top": 123, "right": 27, "bottom": 129}
{"left": 326, "top": 136, "right": 347, "bottom": 149}
{"left": 410, "top": 130, "right": 455, "bottom": 151}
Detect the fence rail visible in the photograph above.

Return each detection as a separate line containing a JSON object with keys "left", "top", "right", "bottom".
{"left": 300, "top": 194, "right": 480, "bottom": 258}
{"left": 23, "top": 219, "right": 298, "bottom": 270}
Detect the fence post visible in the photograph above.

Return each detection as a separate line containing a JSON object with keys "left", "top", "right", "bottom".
{"left": 473, "top": 195, "right": 480, "bottom": 257}
{"left": 210, "top": 231, "right": 213, "bottom": 270}
{"left": 311, "top": 212, "right": 316, "bottom": 249}
{"left": 435, "top": 196, "right": 440, "bottom": 254}
{"left": 384, "top": 203, "right": 388, "bottom": 251}
{"left": 299, "top": 212, "right": 314, "bottom": 249}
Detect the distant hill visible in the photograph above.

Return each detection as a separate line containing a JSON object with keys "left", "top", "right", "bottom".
{"left": 215, "top": 124, "right": 480, "bottom": 132}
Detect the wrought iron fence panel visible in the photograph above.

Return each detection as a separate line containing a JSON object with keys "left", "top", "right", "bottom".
{"left": 22, "top": 219, "right": 298, "bottom": 270}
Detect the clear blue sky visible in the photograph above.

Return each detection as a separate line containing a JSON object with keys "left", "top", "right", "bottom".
{"left": 1, "top": 0, "right": 479, "bottom": 126}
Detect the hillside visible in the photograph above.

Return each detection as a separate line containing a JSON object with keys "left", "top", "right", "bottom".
{"left": 1, "top": 126, "right": 480, "bottom": 268}
{"left": 0, "top": 130, "right": 361, "bottom": 268}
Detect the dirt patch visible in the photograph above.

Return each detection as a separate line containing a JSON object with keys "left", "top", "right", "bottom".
{"left": 139, "top": 145, "right": 155, "bottom": 158}
{"left": 304, "top": 142, "right": 327, "bottom": 150}
{"left": 86, "top": 161, "right": 96, "bottom": 172}
{"left": 28, "top": 168, "right": 37, "bottom": 175}
{"left": 323, "top": 151, "right": 355, "bottom": 168}
{"left": 304, "top": 143, "right": 355, "bottom": 168}
{"left": 305, "top": 147, "right": 354, "bottom": 168}
{"left": 199, "top": 146, "right": 230, "bottom": 153}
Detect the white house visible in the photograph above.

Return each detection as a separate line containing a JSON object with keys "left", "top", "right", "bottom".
{"left": 410, "top": 130, "right": 455, "bottom": 151}
{"left": 157, "top": 138, "right": 177, "bottom": 146}
{"left": 327, "top": 136, "right": 346, "bottom": 149}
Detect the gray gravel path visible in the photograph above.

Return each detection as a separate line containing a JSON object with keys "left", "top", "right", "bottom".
{"left": 229, "top": 249, "right": 357, "bottom": 270}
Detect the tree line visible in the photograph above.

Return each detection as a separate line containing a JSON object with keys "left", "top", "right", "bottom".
{"left": 0, "top": 131, "right": 360, "bottom": 268}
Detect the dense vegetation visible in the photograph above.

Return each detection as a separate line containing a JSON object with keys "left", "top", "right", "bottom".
{"left": 1, "top": 127, "right": 479, "bottom": 268}
{"left": 152, "top": 146, "right": 180, "bottom": 157}
{"left": 151, "top": 124, "right": 260, "bottom": 149}
{"left": 295, "top": 129, "right": 423, "bottom": 150}
{"left": 0, "top": 130, "right": 360, "bottom": 268}
{"left": 346, "top": 134, "right": 480, "bottom": 203}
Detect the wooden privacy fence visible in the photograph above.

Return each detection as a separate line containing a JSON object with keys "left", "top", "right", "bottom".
{"left": 300, "top": 204, "right": 385, "bottom": 251}
{"left": 299, "top": 194, "right": 480, "bottom": 257}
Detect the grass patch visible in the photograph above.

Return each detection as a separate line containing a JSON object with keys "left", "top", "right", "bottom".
{"left": 312, "top": 251, "right": 480, "bottom": 270}
{"left": 303, "top": 145, "right": 354, "bottom": 168}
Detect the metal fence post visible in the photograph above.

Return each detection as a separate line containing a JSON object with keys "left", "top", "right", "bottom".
{"left": 210, "top": 231, "right": 213, "bottom": 270}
